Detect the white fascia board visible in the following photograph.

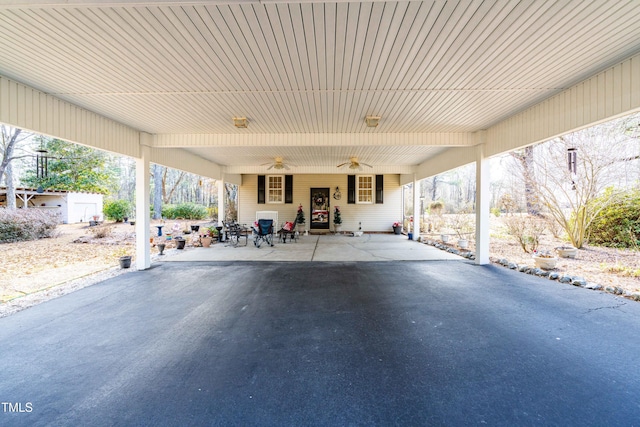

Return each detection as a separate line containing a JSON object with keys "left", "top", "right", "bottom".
{"left": 150, "top": 147, "right": 222, "bottom": 180}
{"left": 153, "top": 133, "right": 476, "bottom": 148}
{"left": 401, "top": 146, "right": 477, "bottom": 185}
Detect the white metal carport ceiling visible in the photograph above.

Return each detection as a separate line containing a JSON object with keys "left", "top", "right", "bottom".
{"left": 1, "top": 0, "right": 640, "bottom": 175}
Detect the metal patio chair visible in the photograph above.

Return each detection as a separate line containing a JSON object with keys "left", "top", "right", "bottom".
{"left": 224, "top": 221, "right": 249, "bottom": 247}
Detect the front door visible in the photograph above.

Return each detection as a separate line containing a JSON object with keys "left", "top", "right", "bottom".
{"left": 310, "top": 188, "right": 330, "bottom": 230}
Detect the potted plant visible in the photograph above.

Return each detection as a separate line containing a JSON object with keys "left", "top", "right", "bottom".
{"left": 333, "top": 206, "right": 342, "bottom": 233}
{"left": 175, "top": 236, "right": 186, "bottom": 250}
{"left": 555, "top": 246, "right": 578, "bottom": 258}
{"left": 200, "top": 234, "right": 213, "bottom": 248}
{"left": 296, "top": 204, "right": 306, "bottom": 233}
{"left": 450, "top": 212, "right": 474, "bottom": 249}
{"left": 200, "top": 226, "right": 217, "bottom": 248}
{"left": 533, "top": 249, "right": 558, "bottom": 270}
{"left": 392, "top": 221, "right": 402, "bottom": 235}
{"left": 116, "top": 249, "right": 132, "bottom": 268}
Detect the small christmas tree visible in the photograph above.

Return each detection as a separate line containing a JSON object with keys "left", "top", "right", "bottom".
{"left": 296, "top": 204, "right": 305, "bottom": 224}
{"left": 333, "top": 206, "right": 342, "bottom": 225}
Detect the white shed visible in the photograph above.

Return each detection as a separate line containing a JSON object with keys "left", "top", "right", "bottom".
{"left": 0, "top": 187, "right": 103, "bottom": 224}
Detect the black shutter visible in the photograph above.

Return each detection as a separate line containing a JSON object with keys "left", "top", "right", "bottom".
{"left": 347, "top": 175, "right": 356, "bottom": 204}
{"left": 257, "top": 175, "right": 265, "bottom": 204}
{"left": 285, "top": 175, "right": 293, "bottom": 204}
{"left": 375, "top": 175, "right": 384, "bottom": 204}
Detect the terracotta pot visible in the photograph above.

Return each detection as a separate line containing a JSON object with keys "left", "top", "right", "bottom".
{"left": 201, "top": 236, "right": 212, "bottom": 248}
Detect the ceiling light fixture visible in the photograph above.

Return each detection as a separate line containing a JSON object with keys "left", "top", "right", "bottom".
{"left": 365, "top": 115, "right": 380, "bottom": 127}
{"left": 233, "top": 117, "right": 248, "bottom": 128}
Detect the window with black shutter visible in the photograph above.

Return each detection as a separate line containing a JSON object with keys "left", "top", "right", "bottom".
{"left": 375, "top": 175, "right": 384, "bottom": 204}
{"left": 347, "top": 175, "right": 356, "bottom": 204}
{"left": 285, "top": 175, "right": 293, "bottom": 204}
{"left": 257, "top": 175, "right": 265, "bottom": 204}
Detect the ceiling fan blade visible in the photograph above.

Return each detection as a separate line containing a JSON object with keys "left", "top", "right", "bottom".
{"left": 337, "top": 162, "right": 349, "bottom": 168}
{"left": 260, "top": 162, "right": 273, "bottom": 166}
{"left": 283, "top": 164, "right": 290, "bottom": 170}
{"left": 362, "top": 162, "right": 373, "bottom": 168}
{"left": 267, "top": 164, "right": 274, "bottom": 170}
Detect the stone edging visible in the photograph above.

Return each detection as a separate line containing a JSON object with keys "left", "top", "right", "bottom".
{"left": 421, "top": 239, "right": 640, "bottom": 302}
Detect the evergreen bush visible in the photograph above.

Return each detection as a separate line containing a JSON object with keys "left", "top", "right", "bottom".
{"left": 103, "top": 199, "right": 132, "bottom": 222}
{"left": 588, "top": 188, "right": 640, "bottom": 248}
{"left": 162, "top": 203, "right": 208, "bottom": 220}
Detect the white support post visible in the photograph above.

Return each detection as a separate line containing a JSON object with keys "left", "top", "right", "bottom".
{"left": 135, "top": 134, "right": 151, "bottom": 270}
{"left": 412, "top": 174, "right": 420, "bottom": 240}
{"left": 217, "top": 177, "right": 225, "bottom": 226}
{"left": 475, "top": 142, "right": 490, "bottom": 264}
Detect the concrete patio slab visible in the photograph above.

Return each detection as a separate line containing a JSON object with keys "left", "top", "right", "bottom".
{"left": 164, "top": 233, "right": 465, "bottom": 262}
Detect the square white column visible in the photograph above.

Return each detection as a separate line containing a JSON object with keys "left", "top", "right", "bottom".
{"left": 475, "top": 143, "right": 490, "bottom": 264}
{"left": 135, "top": 136, "right": 151, "bottom": 270}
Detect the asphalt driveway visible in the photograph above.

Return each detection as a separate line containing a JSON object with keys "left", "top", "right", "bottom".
{"left": 1, "top": 261, "right": 640, "bottom": 426}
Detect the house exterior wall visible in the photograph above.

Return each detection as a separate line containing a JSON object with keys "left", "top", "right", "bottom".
{"left": 239, "top": 174, "right": 402, "bottom": 233}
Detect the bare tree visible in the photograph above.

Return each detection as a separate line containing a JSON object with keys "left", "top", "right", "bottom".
{"left": 528, "top": 113, "right": 640, "bottom": 248}
{"left": 162, "top": 168, "right": 186, "bottom": 203}
{"left": 510, "top": 146, "right": 542, "bottom": 215}
{"left": 1, "top": 126, "right": 33, "bottom": 209}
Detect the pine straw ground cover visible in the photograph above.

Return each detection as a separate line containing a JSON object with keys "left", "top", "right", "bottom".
{"left": 0, "top": 222, "right": 138, "bottom": 316}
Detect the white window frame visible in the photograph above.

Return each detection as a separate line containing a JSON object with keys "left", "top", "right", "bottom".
{"left": 267, "top": 175, "right": 285, "bottom": 204}
{"left": 356, "top": 175, "right": 374, "bottom": 204}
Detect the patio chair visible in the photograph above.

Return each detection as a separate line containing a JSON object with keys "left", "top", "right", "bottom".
{"left": 252, "top": 219, "right": 274, "bottom": 248}
{"left": 224, "top": 221, "right": 249, "bottom": 247}
{"left": 278, "top": 219, "right": 298, "bottom": 243}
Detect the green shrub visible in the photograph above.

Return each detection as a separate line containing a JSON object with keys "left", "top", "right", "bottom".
{"left": 588, "top": 188, "right": 640, "bottom": 248}
{"left": 162, "top": 203, "right": 207, "bottom": 220}
{"left": 0, "top": 208, "right": 59, "bottom": 243}
{"left": 103, "top": 199, "right": 132, "bottom": 222}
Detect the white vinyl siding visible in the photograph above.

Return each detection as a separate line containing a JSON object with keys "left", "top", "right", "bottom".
{"left": 240, "top": 174, "right": 401, "bottom": 232}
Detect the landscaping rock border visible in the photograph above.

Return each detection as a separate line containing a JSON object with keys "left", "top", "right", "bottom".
{"left": 422, "top": 239, "right": 640, "bottom": 302}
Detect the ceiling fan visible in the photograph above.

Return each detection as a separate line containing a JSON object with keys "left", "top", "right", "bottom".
{"left": 337, "top": 157, "right": 373, "bottom": 171}
{"left": 261, "top": 156, "right": 294, "bottom": 170}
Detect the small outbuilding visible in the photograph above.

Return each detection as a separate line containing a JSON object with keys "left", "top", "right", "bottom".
{"left": 0, "top": 187, "right": 103, "bottom": 224}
